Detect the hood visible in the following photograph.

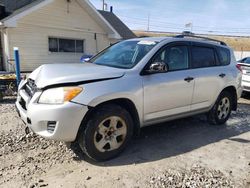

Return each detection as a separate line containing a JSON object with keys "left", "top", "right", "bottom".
{"left": 29, "top": 63, "right": 125, "bottom": 88}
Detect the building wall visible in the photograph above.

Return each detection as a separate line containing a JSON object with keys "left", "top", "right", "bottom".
{"left": 5, "top": 0, "right": 111, "bottom": 71}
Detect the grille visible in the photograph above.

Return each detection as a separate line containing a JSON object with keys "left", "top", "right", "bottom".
{"left": 24, "top": 79, "right": 37, "bottom": 97}
{"left": 19, "top": 97, "right": 27, "bottom": 110}
{"left": 47, "top": 121, "right": 57, "bottom": 133}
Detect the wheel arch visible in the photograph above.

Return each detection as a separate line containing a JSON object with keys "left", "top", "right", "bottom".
{"left": 77, "top": 98, "right": 141, "bottom": 140}
{"left": 221, "top": 86, "right": 238, "bottom": 111}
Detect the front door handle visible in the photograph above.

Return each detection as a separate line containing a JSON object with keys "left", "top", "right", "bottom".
{"left": 219, "top": 73, "right": 226, "bottom": 78}
{"left": 184, "top": 77, "right": 194, "bottom": 82}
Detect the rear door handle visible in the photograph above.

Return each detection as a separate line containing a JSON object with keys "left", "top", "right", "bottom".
{"left": 219, "top": 73, "right": 226, "bottom": 78}
{"left": 184, "top": 77, "right": 194, "bottom": 82}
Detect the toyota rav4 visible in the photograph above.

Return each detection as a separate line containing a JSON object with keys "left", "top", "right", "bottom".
{"left": 16, "top": 35, "right": 243, "bottom": 161}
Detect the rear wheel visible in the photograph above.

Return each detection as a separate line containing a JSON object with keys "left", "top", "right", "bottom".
{"left": 77, "top": 104, "right": 133, "bottom": 161}
{"left": 207, "top": 91, "right": 232, "bottom": 125}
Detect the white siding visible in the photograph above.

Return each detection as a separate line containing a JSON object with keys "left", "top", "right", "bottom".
{"left": 6, "top": 0, "right": 111, "bottom": 71}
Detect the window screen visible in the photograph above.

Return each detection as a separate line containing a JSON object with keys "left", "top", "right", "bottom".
{"left": 48, "top": 38, "right": 58, "bottom": 52}
{"left": 191, "top": 46, "right": 216, "bottom": 68}
{"left": 59, "top": 39, "right": 75, "bottom": 52}
{"left": 49, "top": 37, "right": 84, "bottom": 53}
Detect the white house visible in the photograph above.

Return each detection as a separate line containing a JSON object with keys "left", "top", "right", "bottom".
{"left": 0, "top": 0, "right": 136, "bottom": 72}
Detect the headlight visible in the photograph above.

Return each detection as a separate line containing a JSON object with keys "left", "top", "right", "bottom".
{"left": 38, "top": 87, "right": 83, "bottom": 104}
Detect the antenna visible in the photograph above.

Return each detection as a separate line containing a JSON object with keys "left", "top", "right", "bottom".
{"left": 147, "top": 13, "right": 150, "bottom": 32}
{"left": 102, "top": 0, "right": 107, "bottom": 11}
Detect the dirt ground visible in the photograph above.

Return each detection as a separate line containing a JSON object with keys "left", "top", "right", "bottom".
{"left": 0, "top": 96, "right": 249, "bottom": 188}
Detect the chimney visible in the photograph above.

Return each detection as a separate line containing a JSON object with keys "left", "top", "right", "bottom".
{"left": 110, "top": 6, "right": 113, "bottom": 13}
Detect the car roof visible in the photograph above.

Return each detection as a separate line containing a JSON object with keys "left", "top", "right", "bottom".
{"left": 128, "top": 36, "right": 229, "bottom": 48}
{"left": 129, "top": 37, "right": 169, "bottom": 43}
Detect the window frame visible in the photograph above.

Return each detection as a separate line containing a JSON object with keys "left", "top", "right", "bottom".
{"left": 48, "top": 37, "right": 85, "bottom": 53}
{"left": 141, "top": 41, "right": 191, "bottom": 75}
{"left": 190, "top": 42, "right": 218, "bottom": 69}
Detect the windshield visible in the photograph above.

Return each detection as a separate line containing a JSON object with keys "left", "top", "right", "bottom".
{"left": 90, "top": 40, "right": 158, "bottom": 69}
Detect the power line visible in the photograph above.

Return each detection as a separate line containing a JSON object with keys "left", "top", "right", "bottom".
{"left": 117, "top": 14, "right": 250, "bottom": 32}
{"left": 123, "top": 20, "right": 250, "bottom": 35}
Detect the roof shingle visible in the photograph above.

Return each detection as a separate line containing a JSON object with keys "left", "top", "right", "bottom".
{"left": 98, "top": 10, "right": 136, "bottom": 40}
{"left": 1, "top": 0, "right": 39, "bottom": 13}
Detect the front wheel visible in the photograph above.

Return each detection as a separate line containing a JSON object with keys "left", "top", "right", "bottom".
{"left": 207, "top": 91, "right": 232, "bottom": 125}
{"left": 77, "top": 104, "right": 133, "bottom": 161}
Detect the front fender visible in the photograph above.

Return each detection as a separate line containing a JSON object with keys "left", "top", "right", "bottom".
{"left": 71, "top": 75, "right": 144, "bottom": 124}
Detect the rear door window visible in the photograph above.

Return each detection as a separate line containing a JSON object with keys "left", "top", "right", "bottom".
{"left": 217, "top": 47, "right": 230, "bottom": 65}
{"left": 191, "top": 46, "right": 216, "bottom": 68}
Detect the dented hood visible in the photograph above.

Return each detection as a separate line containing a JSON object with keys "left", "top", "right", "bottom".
{"left": 29, "top": 63, "right": 125, "bottom": 88}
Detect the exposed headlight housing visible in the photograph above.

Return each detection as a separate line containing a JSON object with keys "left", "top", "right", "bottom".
{"left": 38, "top": 87, "right": 83, "bottom": 104}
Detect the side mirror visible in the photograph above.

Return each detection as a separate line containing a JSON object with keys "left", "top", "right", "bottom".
{"left": 145, "top": 62, "right": 168, "bottom": 74}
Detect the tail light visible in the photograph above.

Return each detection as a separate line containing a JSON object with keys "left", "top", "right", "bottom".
{"left": 236, "top": 64, "right": 242, "bottom": 73}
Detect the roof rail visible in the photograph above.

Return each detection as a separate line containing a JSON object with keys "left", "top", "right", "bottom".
{"left": 174, "top": 35, "right": 227, "bottom": 46}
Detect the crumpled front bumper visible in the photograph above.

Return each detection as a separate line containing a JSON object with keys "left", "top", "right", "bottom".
{"left": 15, "top": 88, "right": 88, "bottom": 142}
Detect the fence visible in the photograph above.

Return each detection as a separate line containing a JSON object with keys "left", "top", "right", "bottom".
{"left": 234, "top": 51, "right": 250, "bottom": 61}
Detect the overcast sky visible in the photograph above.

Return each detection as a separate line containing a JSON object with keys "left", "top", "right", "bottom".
{"left": 89, "top": 0, "right": 250, "bottom": 36}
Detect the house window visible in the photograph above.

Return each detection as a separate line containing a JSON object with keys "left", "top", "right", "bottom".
{"left": 49, "top": 37, "right": 84, "bottom": 53}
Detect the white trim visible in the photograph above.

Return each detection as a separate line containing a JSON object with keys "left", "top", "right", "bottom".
{"left": 3, "top": 0, "right": 54, "bottom": 27}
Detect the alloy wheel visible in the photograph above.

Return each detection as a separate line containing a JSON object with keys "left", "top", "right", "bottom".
{"left": 217, "top": 97, "right": 230, "bottom": 120}
{"left": 94, "top": 116, "right": 127, "bottom": 152}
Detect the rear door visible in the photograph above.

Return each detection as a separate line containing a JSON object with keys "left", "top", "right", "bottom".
{"left": 190, "top": 43, "right": 230, "bottom": 111}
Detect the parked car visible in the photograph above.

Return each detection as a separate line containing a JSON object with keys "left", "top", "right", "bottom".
{"left": 237, "top": 57, "right": 250, "bottom": 93}
{"left": 80, "top": 54, "right": 93, "bottom": 63}
{"left": 16, "top": 35, "right": 242, "bottom": 161}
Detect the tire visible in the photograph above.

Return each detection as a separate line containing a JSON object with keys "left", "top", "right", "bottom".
{"left": 242, "top": 91, "right": 250, "bottom": 98}
{"left": 77, "top": 104, "right": 133, "bottom": 161}
{"left": 0, "top": 92, "right": 3, "bottom": 101}
{"left": 207, "top": 91, "right": 232, "bottom": 125}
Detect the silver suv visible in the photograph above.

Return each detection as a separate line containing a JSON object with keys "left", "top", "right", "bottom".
{"left": 16, "top": 35, "right": 243, "bottom": 161}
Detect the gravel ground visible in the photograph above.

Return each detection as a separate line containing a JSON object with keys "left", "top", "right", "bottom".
{"left": 0, "top": 96, "right": 249, "bottom": 188}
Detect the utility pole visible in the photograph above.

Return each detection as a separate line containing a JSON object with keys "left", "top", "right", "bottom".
{"left": 147, "top": 13, "right": 150, "bottom": 32}
{"left": 102, "top": 0, "right": 104, "bottom": 10}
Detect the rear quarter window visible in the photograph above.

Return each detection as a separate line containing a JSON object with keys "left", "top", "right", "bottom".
{"left": 217, "top": 47, "right": 230, "bottom": 65}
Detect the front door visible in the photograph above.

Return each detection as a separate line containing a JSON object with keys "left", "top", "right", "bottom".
{"left": 143, "top": 43, "right": 194, "bottom": 123}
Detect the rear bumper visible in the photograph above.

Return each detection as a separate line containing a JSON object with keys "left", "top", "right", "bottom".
{"left": 16, "top": 90, "right": 88, "bottom": 142}
{"left": 242, "top": 75, "right": 250, "bottom": 92}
